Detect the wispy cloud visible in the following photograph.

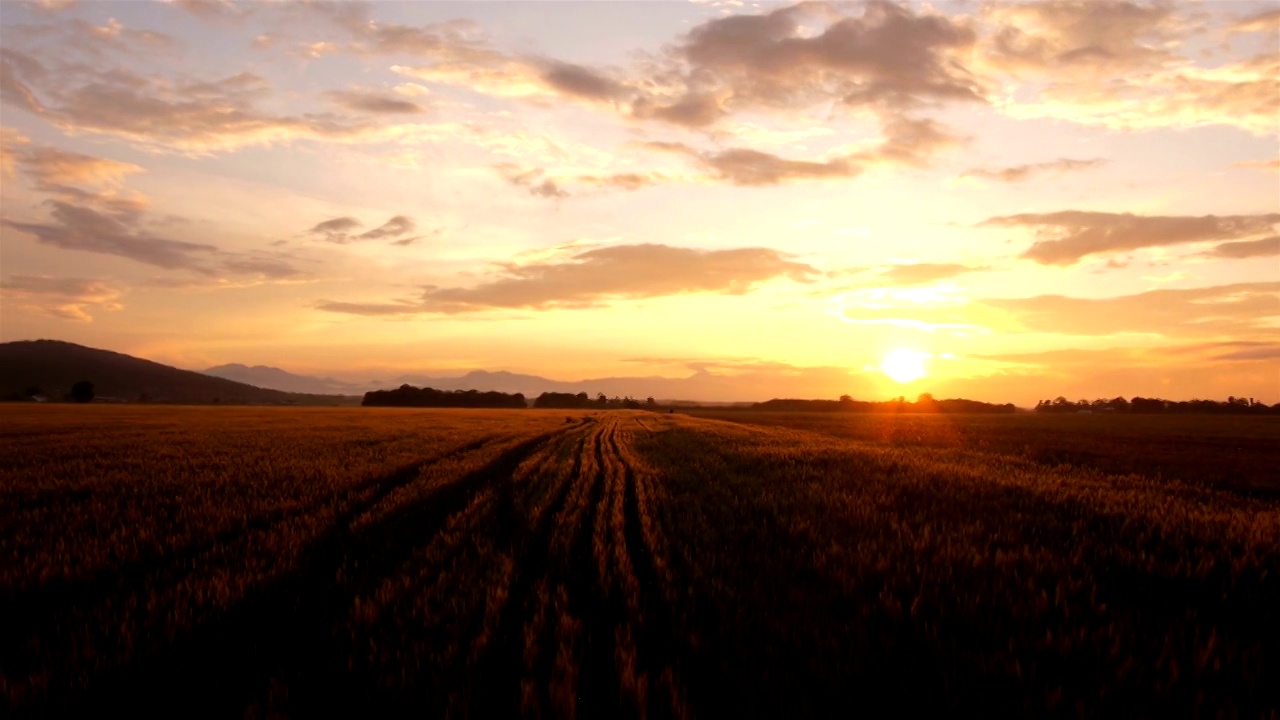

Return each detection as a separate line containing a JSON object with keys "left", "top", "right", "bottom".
{"left": 304, "top": 215, "right": 422, "bottom": 244}
{"left": 962, "top": 157, "right": 1103, "bottom": 183}
{"left": 0, "top": 274, "right": 123, "bottom": 322}
{"left": 981, "top": 211, "right": 1280, "bottom": 265}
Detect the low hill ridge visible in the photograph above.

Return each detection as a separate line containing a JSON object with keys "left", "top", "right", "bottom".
{"left": 0, "top": 340, "right": 354, "bottom": 405}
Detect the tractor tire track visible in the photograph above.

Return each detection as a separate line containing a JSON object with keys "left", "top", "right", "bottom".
{"left": 611, "top": 424, "right": 691, "bottom": 719}
{"left": 469, "top": 424, "right": 593, "bottom": 716}
{"left": 58, "top": 427, "right": 573, "bottom": 719}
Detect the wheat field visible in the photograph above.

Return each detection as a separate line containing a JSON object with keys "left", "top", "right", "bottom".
{"left": 2, "top": 405, "right": 1277, "bottom": 717}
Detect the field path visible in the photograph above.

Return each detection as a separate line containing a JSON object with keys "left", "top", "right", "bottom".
{"left": 64, "top": 426, "right": 579, "bottom": 716}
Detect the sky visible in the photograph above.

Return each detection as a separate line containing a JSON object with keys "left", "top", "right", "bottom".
{"left": 0, "top": 0, "right": 1277, "bottom": 405}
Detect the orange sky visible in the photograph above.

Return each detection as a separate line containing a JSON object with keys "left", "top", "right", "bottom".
{"left": 1, "top": 0, "right": 1277, "bottom": 405}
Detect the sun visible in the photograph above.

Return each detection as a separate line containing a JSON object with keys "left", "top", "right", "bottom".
{"left": 880, "top": 349, "right": 928, "bottom": 383}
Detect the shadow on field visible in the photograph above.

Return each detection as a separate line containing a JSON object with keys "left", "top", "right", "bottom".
{"left": 55, "top": 429, "right": 569, "bottom": 718}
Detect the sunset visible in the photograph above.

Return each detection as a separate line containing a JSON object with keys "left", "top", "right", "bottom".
{"left": 1, "top": 0, "right": 1276, "bottom": 405}
{"left": 2, "top": 1, "right": 1279, "bottom": 716}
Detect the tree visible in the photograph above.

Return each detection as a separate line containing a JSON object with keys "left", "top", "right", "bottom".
{"left": 71, "top": 381, "right": 95, "bottom": 404}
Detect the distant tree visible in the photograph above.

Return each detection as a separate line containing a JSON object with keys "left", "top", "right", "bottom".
{"left": 71, "top": 381, "right": 95, "bottom": 404}
{"left": 645, "top": 397, "right": 657, "bottom": 407}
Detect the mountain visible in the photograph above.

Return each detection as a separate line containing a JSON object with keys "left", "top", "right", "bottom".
{"left": 389, "top": 366, "right": 871, "bottom": 404}
{"left": 0, "top": 340, "right": 357, "bottom": 405}
{"left": 205, "top": 363, "right": 369, "bottom": 396}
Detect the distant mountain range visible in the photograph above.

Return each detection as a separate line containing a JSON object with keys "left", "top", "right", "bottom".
{"left": 1, "top": 338, "right": 854, "bottom": 406}
{"left": 207, "top": 365, "right": 758, "bottom": 405}
{"left": 204, "top": 364, "right": 368, "bottom": 396}
{"left": 1, "top": 340, "right": 357, "bottom": 405}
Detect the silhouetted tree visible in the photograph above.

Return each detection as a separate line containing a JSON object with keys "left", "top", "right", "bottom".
{"left": 71, "top": 381, "right": 95, "bottom": 404}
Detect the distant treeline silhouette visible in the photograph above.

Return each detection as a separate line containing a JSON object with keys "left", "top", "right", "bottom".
{"left": 363, "top": 384, "right": 526, "bottom": 408}
{"left": 1035, "top": 396, "right": 1279, "bottom": 414}
{"left": 533, "top": 392, "right": 656, "bottom": 409}
{"left": 752, "top": 394, "right": 1016, "bottom": 414}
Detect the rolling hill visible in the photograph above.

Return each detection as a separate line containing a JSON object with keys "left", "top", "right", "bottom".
{"left": 0, "top": 340, "right": 357, "bottom": 405}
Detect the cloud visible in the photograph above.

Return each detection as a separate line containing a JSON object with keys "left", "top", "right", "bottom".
{"left": 875, "top": 263, "right": 983, "bottom": 284}
{"left": 14, "top": 145, "right": 143, "bottom": 187}
{"left": 981, "top": 1, "right": 1180, "bottom": 76}
{"left": 1234, "top": 158, "right": 1280, "bottom": 171}
{"left": 496, "top": 165, "right": 569, "bottom": 198}
{"left": 962, "top": 157, "right": 1103, "bottom": 182}
{"left": 983, "top": 282, "right": 1280, "bottom": 337}
{"left": 980, "top": 2, "right": 1278, "bottom": 135}
{"left": 3, "top": 200, "right": 220, "bottom": 271}
{"left": 358, "top": 215, "right": 415, "bottom": 240}
{"left": 1203, "top": 236, "right": 1279, "bottom": 259}
{"left": 0, "top": 274, "right": 123, "bottom": 322}
{"left": 4, "top": 199, "right": 306, "bottom": 279}
{"left": 639, "top": 113, "right": 961, "bottom": 186}
{"left": 980, "top": 211, "right": 1280, "bottom": 265}
{"left": 305, "top": 214, "right": 420, "bottom": 243}
{"left": 0, "top": 49, "right": 384, "bottom": 153}
{"left": 673, "top": 1, "right": 983, "bottom": 112}
{"left": 325, "top": 88, "right": 427, "bottom": 114}
{"left": 379, "top": 2, "right": 976, "bottom": 176}
{"left": 1212, "top": 344, "right": 1280, "bottom": 362}
{"left": 308, "top": 216, "right": 362, "bottom": 238}
{"left": 317, "top": 242, "right": 819, "bottom": 315}
{"left": 1232, "top": 8, "right": 1280, "bottom": 34}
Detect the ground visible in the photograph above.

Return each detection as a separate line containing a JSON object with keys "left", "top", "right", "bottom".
{"left": 2, "top": 405, "right": 1277, "bottom": 716}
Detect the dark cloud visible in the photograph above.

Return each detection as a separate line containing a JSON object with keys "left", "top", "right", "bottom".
{"left": 980, "top": 211, "right": 1280, "bottom": 265}
{"left": 631, "top": 91, "right": 727, "bottom": 128}
{"left": 1212, "top": 344, "right": 1280, "bottom": 362}
{"left": 309, "top": 216, "right": 362, "bottom": 237}
{"left": 962, "top": 157, "right": 1104, "bottom": 182}
{"left": 540, "top": 61, "right": 627, "bottom": 101}
{"left": 1204, "top": 236, "right": 1279, "bottom": 259}
{"left": 358, "top": 215, "right": 416, "bottom": 240}
{"left": 317, "top": 243, "right": 818, "bottom": 315}
{"left": 676, "top": 1, "right": 982, "bottom": 110}
{"left": 305, "top": 215, "right": 420, "bottom": 244}
{"left": 4, "top": 199, "right": 306, "bottom": 279}
{"left": 3, "top": 200, "right": 220, "bottom": 271}
{"left": 325, "top": 89, "right": 426, "bottom": 114}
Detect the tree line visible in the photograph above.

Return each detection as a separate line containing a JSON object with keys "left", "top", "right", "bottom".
{"left": 752, "top": 394, "right": 1017, "bottom": 414}
{"left": 361, "top": 386, "right": 662, "bottom": 409}
{"left": 363, "top": 385, "right": 527, "bottom": 408}
{"left": 1034, "top": 396, "right": 1279, "bottom": 414}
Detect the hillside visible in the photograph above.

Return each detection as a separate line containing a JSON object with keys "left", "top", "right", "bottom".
{"left": 0, "top": 340, "right": 357, "bottom": 405}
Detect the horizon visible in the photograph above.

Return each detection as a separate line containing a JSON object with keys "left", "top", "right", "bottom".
{"left": 2, "top": 1, "right": 1278, "bottom": 408}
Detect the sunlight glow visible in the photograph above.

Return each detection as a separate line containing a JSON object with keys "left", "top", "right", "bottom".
{"left": 881, "top": 348, "right": 929, "bottom": 383}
